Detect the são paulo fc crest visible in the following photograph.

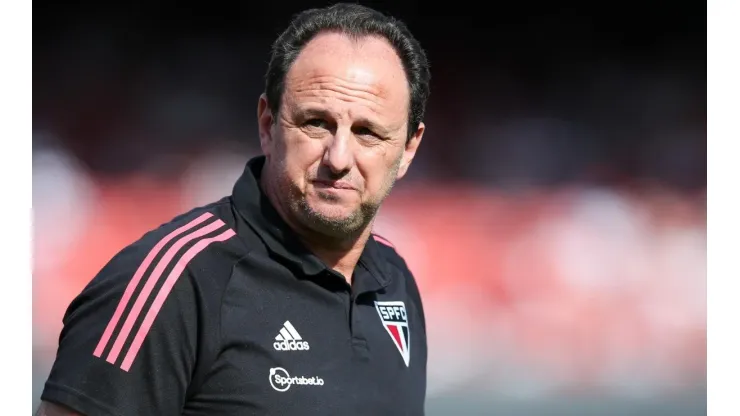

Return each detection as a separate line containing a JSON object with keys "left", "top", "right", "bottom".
{"left": 374, "top": 301, "right": 410, "bottom": 367}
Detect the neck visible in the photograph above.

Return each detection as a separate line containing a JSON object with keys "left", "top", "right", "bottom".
{"left": 260, "top": 168, "right": 371, "bottom": 281}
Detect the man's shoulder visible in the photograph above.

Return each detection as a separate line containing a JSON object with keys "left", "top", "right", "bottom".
{"left": 371, "top": 233, "right": 427, "bottom": 329}
{"left": 371, "top": 233, "right": 421, "bottom": 293}
{"left": 138, "top": 197, "right": 238, "bottom": 248}
{"left": 371, "top": 233, "right": 411, "bottom": 275}
{"left": 91, "top": 197, "right": 244, "bottom": 291}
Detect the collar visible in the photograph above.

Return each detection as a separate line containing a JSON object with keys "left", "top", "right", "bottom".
{"left": 231, "top": 156, "right": 391, "bottom": 293}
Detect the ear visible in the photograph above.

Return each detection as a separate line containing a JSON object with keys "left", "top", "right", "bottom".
{"left": 396, "top": 121, "right": 425, "bottom": 180}
{"left": 257, "top": 93, "right": 274, "bottom": 156}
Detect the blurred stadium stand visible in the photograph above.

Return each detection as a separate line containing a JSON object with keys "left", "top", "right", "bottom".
{"left": 33, "top": 1, "right": 706, "bottom": 414}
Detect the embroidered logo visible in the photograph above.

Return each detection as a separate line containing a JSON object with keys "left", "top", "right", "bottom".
{"left": 374, "top": 301, "right": 410, "bottom": 366}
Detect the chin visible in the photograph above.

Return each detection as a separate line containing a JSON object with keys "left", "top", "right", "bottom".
{"left": 297, "top": 200, "right": 365, "bottom": 235}
{"left": 309, "top": 203, "right": 356, "bottom": 221}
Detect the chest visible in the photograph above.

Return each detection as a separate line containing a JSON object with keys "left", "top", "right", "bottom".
{"left": 183, "top": 263, "right": 427, "bottom": 416}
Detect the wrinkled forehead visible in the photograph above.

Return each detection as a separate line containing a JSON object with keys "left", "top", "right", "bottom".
{"left": 283, "top": 32, "right": 410, "bottom": 121}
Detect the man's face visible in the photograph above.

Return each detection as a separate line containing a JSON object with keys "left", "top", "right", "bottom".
{"left": 258, "top": 32, "right": 424, "bottom": 238}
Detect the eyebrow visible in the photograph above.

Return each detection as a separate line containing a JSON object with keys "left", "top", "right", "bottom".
{"left": 298, "top": 107, "right": 334, "bottom": 121}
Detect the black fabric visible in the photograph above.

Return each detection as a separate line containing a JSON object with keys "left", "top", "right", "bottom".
{"left": 41, "top": 209, "right": 236, "bottom": 416}
{"left": 41, "top": 156, "right": 427, "bottom": 416}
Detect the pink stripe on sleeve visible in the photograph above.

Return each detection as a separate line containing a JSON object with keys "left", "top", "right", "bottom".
{"left": 105, "top": 219, "right": 226, "bottom": 364}
{"left": 120, "top": 228, "right": 236, "bottom": 372}
{"left": 93, "top": 212, "right": 213, "bottom": 358}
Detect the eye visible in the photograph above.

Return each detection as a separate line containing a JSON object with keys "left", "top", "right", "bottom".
{"left": 354, "top": 126, "right": 378, "bottom": 137}
{"left": 305, "top": 118, "right": 329, "bottom": 129}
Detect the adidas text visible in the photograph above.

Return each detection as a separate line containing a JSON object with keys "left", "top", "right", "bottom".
{"left": 273, "top": 339, "right": 310, "bottom": 351}
{"left": 273, "top": 320, "right": 310, "bottom": 351}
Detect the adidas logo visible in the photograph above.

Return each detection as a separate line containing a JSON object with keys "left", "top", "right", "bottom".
{"left": 273, "top": 321, "right": 310, "bottom": 351}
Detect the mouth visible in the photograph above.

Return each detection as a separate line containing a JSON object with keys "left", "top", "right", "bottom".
{"left": 312, "top": 180, "right": 357, "bottom": 191}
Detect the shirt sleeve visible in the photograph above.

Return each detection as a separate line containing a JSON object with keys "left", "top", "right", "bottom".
{"left": 40, "top": 242, "right": 205, "bottom": 416}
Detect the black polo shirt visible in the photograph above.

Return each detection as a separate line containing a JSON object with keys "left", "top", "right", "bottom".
{"left": 41, "top": 156, "right": 428, "bottom": 416}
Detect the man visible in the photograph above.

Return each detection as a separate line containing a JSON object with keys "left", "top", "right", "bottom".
{"left": 37, "top": 2, "right": 430, "bottom": 415}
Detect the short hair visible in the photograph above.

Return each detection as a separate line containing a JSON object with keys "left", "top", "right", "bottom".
{"left": 265, "top": 2, "right": 431, "bottom": 141}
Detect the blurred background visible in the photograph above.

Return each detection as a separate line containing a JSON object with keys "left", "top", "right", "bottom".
{"left": 33, "top": 1, "right": 706, "bottom": 414}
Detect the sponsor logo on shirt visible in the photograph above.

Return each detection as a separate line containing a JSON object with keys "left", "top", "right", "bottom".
{"left": 269, "top": 367, "right": 324, "bottom": 392}
{"left": 273, "top": 320, "right": 310, "bottom": 351}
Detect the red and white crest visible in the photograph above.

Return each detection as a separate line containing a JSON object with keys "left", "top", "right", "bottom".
{"left": 374, "top": 301, "right": 410, "bottom": 367}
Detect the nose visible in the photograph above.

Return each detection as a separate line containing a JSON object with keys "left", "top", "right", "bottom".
{"left": 322, "top": 129, "right": 354, "bottom": 176}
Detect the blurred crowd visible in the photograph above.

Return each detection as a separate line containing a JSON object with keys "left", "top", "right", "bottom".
{"left": 33, "top": 2, "right": 706, "bottom": 413}
{"left": 32, "top": 142, "right": 707, "bottom": 408}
